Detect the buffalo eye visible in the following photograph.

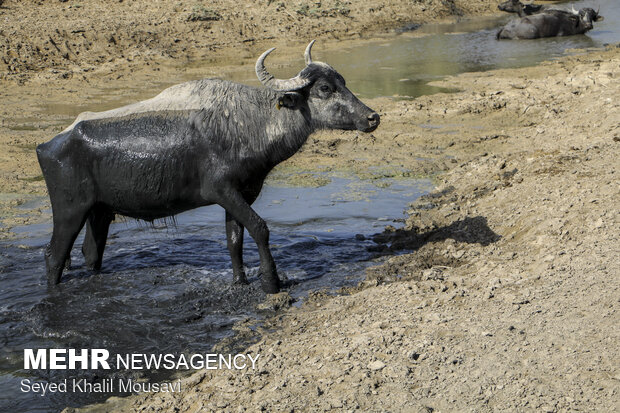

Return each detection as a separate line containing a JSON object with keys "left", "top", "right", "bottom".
{"left": 319, "top": 85, "right": 332, "bottom": 94}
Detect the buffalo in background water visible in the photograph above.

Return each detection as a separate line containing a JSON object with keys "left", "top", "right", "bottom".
{"left": 497, "top": 6, "right": 604, "bottom": 39}
{"left": 498, "top": 0, "right": 546, "bottom": 17}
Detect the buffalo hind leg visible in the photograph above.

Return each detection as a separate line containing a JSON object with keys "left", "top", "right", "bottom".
{"left": 216, "top": 187, "right": 280, "bottom": 294}
{"left": 226, "top": 211, "right": 248, "bottom": 285}
{"left": 82, "top": 207, "right": 114, "bottom": 271}
{"left": 46, "top": 208, "right": 90, "bottom": 285}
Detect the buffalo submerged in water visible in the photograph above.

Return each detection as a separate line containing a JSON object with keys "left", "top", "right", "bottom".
{"left": 497, "top": 6, "right": 604, "bottom": 39}
{"left": 36, "top": 41, "right": 380, "bottom": 293}
{"left": 498, "top": 0, "right": 546, "bottom": 17}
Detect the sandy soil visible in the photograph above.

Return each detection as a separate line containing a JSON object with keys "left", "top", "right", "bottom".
{"left": 1, "top": 0, "right": 500, "bottom": 78}
{"left": 1, "top": 1, "right": 619, "bottom": 412}
{"left": 66, "top": 44, "right": 620, "bottom": 412}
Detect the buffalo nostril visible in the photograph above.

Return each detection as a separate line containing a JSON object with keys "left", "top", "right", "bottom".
{"left": 368, "top": 113, "right": 380, "bottom": 124}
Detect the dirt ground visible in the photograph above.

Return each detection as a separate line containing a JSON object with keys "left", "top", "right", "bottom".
{"left": 1, "top": 0, "right": 619, "bottom": 412}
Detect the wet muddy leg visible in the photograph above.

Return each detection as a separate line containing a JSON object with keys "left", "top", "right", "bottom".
{"left": 82, "top": 207, "right": 114, "bottom": 271}
{"left": 226, "top": 211, "right": 248, "bottom": 285}
{"left": 46, "top": 209, "right": 89, "bottom": 285}
{"left": 216, "top": 187, "right": 280, "bottom": 293}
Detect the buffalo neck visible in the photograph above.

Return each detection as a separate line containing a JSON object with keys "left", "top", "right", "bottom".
{"left": 190, "top": 82, "right": 314, "bottom": 171}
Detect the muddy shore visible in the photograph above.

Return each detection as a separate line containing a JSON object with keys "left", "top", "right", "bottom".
{"left": 67, "top": 44, "right": 620, "bottom": 412}
{"left": 1, "top": 0, "right": 619, "bottom": 411}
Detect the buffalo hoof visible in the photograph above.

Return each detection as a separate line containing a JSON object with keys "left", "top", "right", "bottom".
{"left": 232, "top": 272, "right": 249, "bottom": 285}
{"left": 46, "top": 270, "right": 62, "bottom": 286}
{"left": 261, "top": 272, "right": 281, "bottom": 294}
{"left": 85, "top": 261, "right": 102, "bottom": 272}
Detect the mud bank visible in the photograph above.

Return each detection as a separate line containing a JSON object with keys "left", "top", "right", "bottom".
{"left": 0, "top": 0, "right": 501, "bottom": 78}
{"left": 69, "top": 46, "right": 620, "bottom": 412}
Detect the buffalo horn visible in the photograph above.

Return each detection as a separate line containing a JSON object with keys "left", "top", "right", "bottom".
{"left": 595, "top": 7, "right": 604, "bottom": 21}
{"left": 255, "top": 47, "right": 312, "bottom": 91}
{"left": 304, "top": 39, "right": 316, "bottom": 65}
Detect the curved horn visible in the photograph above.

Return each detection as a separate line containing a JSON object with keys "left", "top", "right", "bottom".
{"left": 304, "top": 39, "right": 316, "bottom": 65}
{"left": 595, "top": 6, "right": 604, "bottom": 21}
{"left": 571, "top": 5, "right": 578, "bottom": 14}
{"left": 255, "top": 47, "right": 312, "bottom": 91}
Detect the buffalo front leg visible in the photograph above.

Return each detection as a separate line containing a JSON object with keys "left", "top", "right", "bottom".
{"left": 226, "top": 211, "right": 248, "bottom": 285}
{"left": 216, "top": 188, "right": 280, "bottom": 293}
{"left": 82, "top": 207, "right": 114, "bottom": 271}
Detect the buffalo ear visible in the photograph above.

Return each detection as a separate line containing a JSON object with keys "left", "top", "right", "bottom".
{"left": 278, "top": 92, "right": 304, "bottom": 110}
{"left": 595, "top": 15, "right": 604, "bottom": 22}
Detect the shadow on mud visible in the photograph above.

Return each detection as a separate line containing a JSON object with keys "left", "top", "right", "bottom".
{"left": 370, "top": 215, "right": 501, "bottom": 253}
{"left": 361, "top": 215, "right": 501, "bottom": 284}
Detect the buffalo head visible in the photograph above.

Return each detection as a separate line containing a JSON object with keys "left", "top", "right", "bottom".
{"left": 255, "top": 41, "right": 380, "bottom": 133}
{"left": 498, "top": 0, "right": 543, "bottom": 16}
{"left": 576, "top": 7, "right": 604, "bottom": 30}
{"left": 498, "top": 0, "right": 521, "bottom": 13}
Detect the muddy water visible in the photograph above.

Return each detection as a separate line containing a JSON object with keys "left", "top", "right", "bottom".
{"left": 332, "top": 4, "right": 619, "bottom": 99}
{"left": 21, "top": 1, "right": 617, "bottom": 129}
{"left": 219, "top": 0, "right": 620, "bottom": 99}
{"left": 2, "top": 1, "right": 620, "bottom": 411}
{"left": 0, "top": 177, "right": 432, "bottom": 412}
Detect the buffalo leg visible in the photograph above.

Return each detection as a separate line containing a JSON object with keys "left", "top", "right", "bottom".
{"left": 225, "top": 182, "right": 263, "bottom": 286}
{"left": 46, "top": 209, "right": 90, "bottom": 285}
{"left": 216, "top": 188, "right": 280, "bottom": 293}
{"left": 226, "top": 211, "right": 248, "bottom": 285}
{"left": 82, "top": 207, "right": 114, "bottom": 271}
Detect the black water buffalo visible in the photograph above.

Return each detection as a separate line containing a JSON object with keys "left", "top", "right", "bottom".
{"left": 498, "top": 0, "right": 545, "bottom": 17}
{"left": 497, "top": 7, "right": 604, "bottom": 39}
{"left": 36, "top": 41, "right": 380, "bottom": 293}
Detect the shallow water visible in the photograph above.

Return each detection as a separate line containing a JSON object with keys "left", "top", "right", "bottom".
{"left": 285, "top": 0, "right": 620, "bottom": 99}
{"left": 208, "top": 0, "right": 619, "bottom": 100}
{"left": 26, "top": 0, "right": 619, "bottom": 125}
{"left": 0, "top": 177, "right": 432, "bottom": 412}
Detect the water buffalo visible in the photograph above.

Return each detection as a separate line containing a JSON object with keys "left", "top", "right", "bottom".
{"left": 498, "top": 0, "right": 545, "bottom": 17}
{"left": 497, "top": 7, "right": 604, "bottom": 39}
{"left": 36, "top": 41, "right": 380, "bottom": 294}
